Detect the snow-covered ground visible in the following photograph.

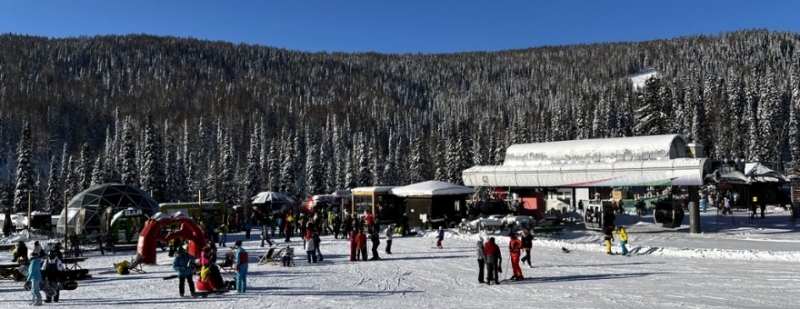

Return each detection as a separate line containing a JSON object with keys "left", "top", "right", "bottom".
{"left": 2, "top": 209, "right": 799, "bottom": 308}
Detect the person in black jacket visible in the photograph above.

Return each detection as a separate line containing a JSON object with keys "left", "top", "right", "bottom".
{"left": 42, "top": 250, "right": 64, "bottom": 303}
{"left": 369, "top": 230, "right": 381, "bottom": 260}
{"left": 520, "top": 229, "right": 534, "bottom": 267}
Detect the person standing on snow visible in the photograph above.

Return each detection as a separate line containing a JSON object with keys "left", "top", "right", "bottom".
{"left": 356, "top": 230, "right": 368, "bottom": 261}
{"left": 616, "top": 226, "right": 629, "bottom": 255}
{"left": 370, "top": 230, "right": 381, "bottom": 260}
{"left": 509, "top": 233, "right": 524, "bottom": 281}
{"left": 233, "top": 240, "right": 249, "bottom": 293}
{"left": 483, "top": 237, "right": 501, "bottom": 285}
{"left": 304, "top": 232, "right": 318, "bottom": 264}
{"left": 603, "top": 224, "right": 615, "bottom": 255}
{"left": 42, "top": 250, "right": 65, "bottom": 303}
{"left": 313, "top": 231, "right": 324, "bottom": 261}
{"left": 385, "top": 224, "right": 394, "bottom": 254}
{"left": 435, "top": 226, "right": 445, "bottom": 249}
{"left": 27, "top": 251, "right": 44, "bottom": 305}
{"left": 172, "top": 248, "right": 196, "bottom": 297}
{"left": 476, "top": 237, "right": 486, "bottom": 283}
{"left": 520, "top": 229, "right": 534, "bottom": 268}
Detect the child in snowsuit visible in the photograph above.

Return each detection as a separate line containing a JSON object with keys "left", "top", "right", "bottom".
{"left": 617, "top": 226, "right": 629, "bottom": 255}
{"left": 233, "top": 240, "right": 248, "bottom": 293}
{"left": 509, "top": 233, "right": 524, "bottom": 280}
{"left": 356, "top": 230, "right": 368, "bottom": 261}
{"left": 436, "top": 226, "right": 444, "bottom": 249}
{"left": 304, "top": 233, "right": 317, "bottom": 264}
{"left": 603, "top": 225, "right": 615, "bottom": 255}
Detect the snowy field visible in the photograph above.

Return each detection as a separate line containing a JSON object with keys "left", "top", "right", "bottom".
{"left": 2, "top": 209, "right": 800, "bottom": 309}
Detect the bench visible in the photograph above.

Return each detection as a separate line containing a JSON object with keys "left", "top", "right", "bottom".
{"left": 0, "top": 244, "right": 15, "bottom": 251}
{"left": 0, "top": 262, "right": 21, "bottom": 280}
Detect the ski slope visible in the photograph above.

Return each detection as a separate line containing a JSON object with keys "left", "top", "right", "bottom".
{"left": 1, "top": 212, "right": 798, "bottom": 308}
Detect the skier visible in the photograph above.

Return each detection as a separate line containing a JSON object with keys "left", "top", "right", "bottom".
{"left": 385, "top": 224, "right": 394, "bottom": 254}
{"left": 42, "top": 250, "right": 64, "bottom": 303}
{"left": 508, "top": 233, "right": 524, "bottom": 280}
{"left": 233, "top": 240, "right": 249, "bottom": 293}
{"left": 617, "top": 226, "right": 629, "bottom": 255}
{"left": 603, "top": 224, "right": 615, "bottom": 255}
{"left": 370, "top": 230, "right": 381, "bottom": 260}
{"left": 435, "top": 226, "right": 444, "bottom": 249}
{"left": 476, "top": 237, "right": 486, "bottom": 283}
{"left": 27, "top": 251, "right": 43, "bottom": 306}
{"left": 172, "top": 248, "right": 196, "bottom": 297}
{"left": 483, "top": 237, "right": 501, "bottom": 285}
{"left": 520, "top": 228, "right": 534, "bottom": 268}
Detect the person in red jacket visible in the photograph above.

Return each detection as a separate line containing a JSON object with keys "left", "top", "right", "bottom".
{"left": 483, "top": 237, "right": 501, "bottom": 285}
{"left": 349, "top": 230, "right": 357, "bottom": 261}
{"left": 355, "top": 230, "right": 368, "bottom": 261}
{"left": 509, "top": 233, "right": 524, "bottom": 281}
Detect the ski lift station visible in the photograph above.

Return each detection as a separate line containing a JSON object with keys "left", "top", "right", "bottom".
{"left": 462, "top": 134, "right": 710, "bottom": 229}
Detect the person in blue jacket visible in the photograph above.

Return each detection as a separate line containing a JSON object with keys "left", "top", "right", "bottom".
{"left": 436, "top": 226, "right": 445, "bottom": 249}
{"left": 172, "top": 248, "right": 196, "bottom": 297}
{"left": 27, "top": 251, "right": 43, "bottom": 305}
{"left": 233, "top": 240, "right": 249, "bottom": 293}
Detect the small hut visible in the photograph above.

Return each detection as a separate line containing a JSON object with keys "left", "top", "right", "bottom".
{"left": 390, "top": 181, "right": 475, "bottom": 229}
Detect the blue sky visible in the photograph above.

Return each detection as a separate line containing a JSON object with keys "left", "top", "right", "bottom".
{"left": 0, "top": 1, "right": 798, "bottom": 54}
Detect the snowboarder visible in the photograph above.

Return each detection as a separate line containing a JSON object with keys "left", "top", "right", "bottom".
{"left": 26, "top": 251, "right": 43, "bottom": 305}
{"left": 484, "top": 237, "right": 501, "bottom": 285}
{"left": 172, "top": 248, "right": 196, "bottom": 297}
{"left": 603, "top": 224, "right": 615, "bottom": 255}
{"left": 233, "top": 240, "right": 248, "bottom": 293}
{"left": 370, "top": 230, "right": 381, "bottom": 260}
{"left": 509, "top": 233, "right": 523, "bottom": 280}
{"left": 436, "top": 226, "right": 444, "bottom": 249}
{"left": 520, "top": 228, "right": 534, "bottom": 268}
{"left": 617, "top": 226, "right": 629, "bottom": 255}
{"left": 42, "top": 250, "right": 64, "bottom": 303}
{"left": 476, "top": 237, "right": 486, "bottom": 283}
{"left": 385, "top": 224, "right": 394, "bottom": 254}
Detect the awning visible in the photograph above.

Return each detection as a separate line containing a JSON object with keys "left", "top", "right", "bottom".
{"left": 389, "top": 181, "right": 475, "bottom": 197}
{"left": 462, "top": 158, "right": 708, "bottom": 188}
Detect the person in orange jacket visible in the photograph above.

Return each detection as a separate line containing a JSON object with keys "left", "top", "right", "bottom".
{"left": 508, "top": 233, "right": 524, "bottom": 281}
{"left": 355, "top": 230, "right": 368, "bottom": 261}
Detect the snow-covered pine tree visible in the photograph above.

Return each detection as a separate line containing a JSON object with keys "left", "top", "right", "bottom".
{"left": 758, "top": 72, "right": 783, "bottom": 165}
{"left": 46, "top": 155, "right": 62, "bottom": 215}
{"left": 163, "top": 134, "right": 179, "bottom": 202}
{"left": 381, "top": 132, "right": 399, "bottom": 185}
{"left": 746, "top": 86, "right": 762, "bottom": 162}
{"left": 244, "top": 125, "right": 262, "bottom": 205}
{"left": 267, "top": 142, "right": 280, "bottom": 192}
{"left": 63, "top": 156, "right": 79, "bottom": 203}
{"left": 77, "top": 143, "right": 93, "bottom": 192}
{"left": 434, "top": 134, "right": 448, "bottom": 182}
{"left": 394, "top": 131, "right": 409, "bottom": 185}
{"left": 671, "top": 85, "right": 686, "bottom": 135}
{"left": 789, "top": 67, "right": 800, "bottom": 168}
{"left": 634, "top": 77, "right": 665, "bottom": 136}
{"left": 103, "top": 131, "right": 120, "bottom": 183}
{"left": 90, "top": 156, "right": 105, "bottom": 187}
{"left": 344, "top": 147, "right": 357, "bottom": 189}
{"left": 592, "top": 97, "right": 607, "bottom": 138}
{"left": 219, "top": 132, "right": 237, "bottom": 206}
{"left": 409, "top": 133, "right": 431, "bottom": 183}
{"left": 141, "top": 117, "right": 166, "bottom": 201}
{"left": 120, "top": 120, "right": 139, "bottom": 187}
{"left": 690, "top": 86, "right": 706, "bottom": 146}
{"left": 14, "top": 120, "right": 38, "bottom": 212}
{"left": 204, "top": 158, "right": 220, "bottom": 201}
{"left": 305, "top": 134, "right": 324, "bottom": 197}
{"left": 357, "top": 133, "right": 373, "bottom": 187}
{"left": 280, "top": 131, "right": 297, "bottom": 198}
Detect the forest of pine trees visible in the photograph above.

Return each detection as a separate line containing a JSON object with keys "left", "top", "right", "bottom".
{"left": 0, "top": 30, "right": 799, "bottom": 213}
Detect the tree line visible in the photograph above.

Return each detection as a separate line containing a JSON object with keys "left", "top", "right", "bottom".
{"left": 0, "top": 29, "right": 799, "bottom": 213}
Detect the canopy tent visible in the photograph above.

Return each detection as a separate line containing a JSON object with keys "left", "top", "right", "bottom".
{"left": 390, "top": 181, "right": 475, "bottom": 197}
{"left": 56, "top": 183, "right": 159, "bottom": 235}
{"left": 745, "top": 163, "right": 790, "bottom": 183}
{"left": 251, "top": 191, "right": 295, "bottom": 204}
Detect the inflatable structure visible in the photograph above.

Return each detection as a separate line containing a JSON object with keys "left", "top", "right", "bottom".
{"left": 137, "top": 212, "right": 206, "bottom": 264}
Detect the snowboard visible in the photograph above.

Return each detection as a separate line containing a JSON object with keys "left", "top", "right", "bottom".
{"left": 23, "top": 281, "right": 57, "bottom": 297}
{"left": 193, "top": 290, "right": 228, "bottom": 298}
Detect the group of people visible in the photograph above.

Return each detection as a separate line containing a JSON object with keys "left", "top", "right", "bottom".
{"left": 171, "top": 239, "right": 249, "bottom": 297}
{"left": 14, "top": 241, "right": 66, "bottom": 305}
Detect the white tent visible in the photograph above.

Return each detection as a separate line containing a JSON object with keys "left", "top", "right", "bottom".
{"left": 251, "top": 191, "right": 294, "bottom": 204}
{"left": 390, "top": 181, "right": 475, "bottom": 197}
{"left": 744, "top": 163, "right": 790, "bottom": 183}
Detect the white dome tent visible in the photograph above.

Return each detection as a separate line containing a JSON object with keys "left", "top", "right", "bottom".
{"left": 56, "top": 183, "right": 159, "bottom": 235}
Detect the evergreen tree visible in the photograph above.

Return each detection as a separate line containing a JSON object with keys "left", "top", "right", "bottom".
{"left": 141, "top": 117, "right": 166, "bottom": 201}
{"left": 120, "top": 120, "right": 139, "bottom": 187}
{"left": 14, "top": 120, "right": 38, "bottom": 212}
{"left": 280, "top": 131, "right": 297, "bottom": 198}
{"left": 758, "top": 73, "right": 783, "bottom": 165}
{"left": 409, "top": 134, "right": 431, "bottom": 183}
{"left": 634, "top": 77, "right": 665, "bottom": 136}
{"left": 267, "top": 142, "right": 280, "bottom": 192}
{"left": 344, "top": 147, "right": 357, "bottom": 189}
{"left": 244, "top": 125, "right": 262, "bottom": 205}
{"left": 305, "top": 135, "right": 324, "bottom": 197}
{"left": 46, "top": 155, "right": 62, "bottom": 215}
{"left": 90, "top": 156, "right": 105, "bottom": 186}
{"left": 591, "top": 98, "right": 607, "bottom": 138}
{"left": 790, "top": 68, "right": 800, "bottom": 167}
{"left": 63, "top": 156, "right": 79, "bottom": 203}
{"left": 746, "top": 87, "right": 762, "bottom": 162}
{"left": 381, "top": 132, "right": 399, "bottom": 185}
{"left": 434, "top": 135, "right": 448, "bottom": 182}
{"left": 219, "top": 133, "right": 237, "bottom": 206}
{"left": 357, "top": 133, "right": 373, "bottom": 187}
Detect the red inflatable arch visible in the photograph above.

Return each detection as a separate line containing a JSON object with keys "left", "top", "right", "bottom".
{"left": 137, "top": 212, "right": 207, "bottom": 264}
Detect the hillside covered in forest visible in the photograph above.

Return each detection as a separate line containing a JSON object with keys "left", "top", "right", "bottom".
{"left": 0, "top": 29, "right": 798, "bottom": 213}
